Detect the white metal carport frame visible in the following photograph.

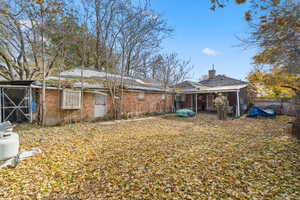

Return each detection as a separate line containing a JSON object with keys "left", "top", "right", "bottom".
{"left": 179, "top": 84, "right": 248, "bottom": 117}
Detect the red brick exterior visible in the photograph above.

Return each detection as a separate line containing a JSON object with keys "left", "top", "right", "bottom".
{"left": 120, "top": 91, "right": 173, "bottom": 113}
{"left": 39, "top": 89, "right": 95, "bottom": 125}
{"left": 38, "top": 89, "right": 174, "bottom": 125}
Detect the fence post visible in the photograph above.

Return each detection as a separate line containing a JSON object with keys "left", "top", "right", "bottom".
{"left": 292, "top": 92, "right": 300, "bottom": 139}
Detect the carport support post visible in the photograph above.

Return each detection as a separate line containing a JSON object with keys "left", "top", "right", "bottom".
{"left": 236, "top": 90, "right": 240, "bottom": 117}
{"left": 195, "top": 93, "right": 198, "bottom": 114}
{"left": 191, "top": 94, "right": 193, "bottom": 110}
{"left": 292, "top": 91, "right": 300, "bottom": 139}
{"left": 206, "top": 94, "right": 208, "bottom": 110}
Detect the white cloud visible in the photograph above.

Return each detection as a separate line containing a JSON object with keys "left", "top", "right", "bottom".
{"left": 141, "top": 11, "right": 158, "bottom": 20}
{"left": 201, "top": 48, "right": 217, "bottom": 56}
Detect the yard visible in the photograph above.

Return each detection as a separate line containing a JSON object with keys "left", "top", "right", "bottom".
{"left": 1, "top": 115, "right": 300, "bottom": 200}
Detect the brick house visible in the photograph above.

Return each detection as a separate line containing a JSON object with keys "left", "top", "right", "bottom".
{"left": 0, "top": 68, "right": 174, "bottom": 125}
{"left": 172, "top": 69, "right": 249, "bottom": 117}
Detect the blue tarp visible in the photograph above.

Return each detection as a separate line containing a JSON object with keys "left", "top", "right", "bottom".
{"left": 247, "top": 106, "right": 276, "bottom": 118}
{"left": 176, "top": 109, "right": 196, "bottom": 118}
{"left": 31, "top": 99, "right": 37, "bottom": 113}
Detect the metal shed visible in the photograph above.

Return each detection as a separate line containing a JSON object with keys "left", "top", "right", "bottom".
{"left": 0, "top": 81, "right": 34, "bottom": 123}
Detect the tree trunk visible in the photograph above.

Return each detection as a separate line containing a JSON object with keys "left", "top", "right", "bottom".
{"left": 292, "top": 91, "right": 300, "bottom": 139}
{"left": 95, "top": 0, "right": 101, "bottom": 69}
{"left": 40, "top": 5, "right": 46, "bottom": 126}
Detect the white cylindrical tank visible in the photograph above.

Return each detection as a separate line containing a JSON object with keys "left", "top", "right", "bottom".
{"left": 0, "top": 132, "right": 19, "bottom": 161}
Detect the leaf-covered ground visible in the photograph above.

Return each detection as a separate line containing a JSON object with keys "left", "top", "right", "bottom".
{"left": 0, "top": 115, "right": 299, "bottom": 199}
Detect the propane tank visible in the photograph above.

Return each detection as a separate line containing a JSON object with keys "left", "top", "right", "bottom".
{"left": 0, "top": 131, "right": 19, "bottom": 161}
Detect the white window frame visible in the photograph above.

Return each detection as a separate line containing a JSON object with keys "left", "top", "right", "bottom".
{"left": 95, "top": 94, "right": 106, "bottom": 105}
{"left": 137, "top": 92, "right": 145, "bottom": 100}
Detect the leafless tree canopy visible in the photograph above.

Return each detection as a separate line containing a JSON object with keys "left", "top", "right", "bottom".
{"left": 0, "top": 0, "right": 193, "bottom": 120}
{"left": 0, "top": 0, "right": 192, "bottom": 86}
{"left": 0, "top": 0, "right": 66, "bottom": 80}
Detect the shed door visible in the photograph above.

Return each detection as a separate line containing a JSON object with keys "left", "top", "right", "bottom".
{"left": 95, "top": 94, "right": 107, "bottom": 118}
{"left": 0, "top": 87, "right": 32, "bottom": 123}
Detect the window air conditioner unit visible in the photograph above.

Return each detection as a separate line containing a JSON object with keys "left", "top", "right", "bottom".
{"left": 61, "top": 90, "right": 81, "bottom": 110}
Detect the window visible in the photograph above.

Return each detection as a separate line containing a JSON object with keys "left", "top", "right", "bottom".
{"left": 181, "top": 94, "right": 186, "bottom": 102}
{"left": 137, "top": 92, "right": 145, "bottom": 100}
{"left": 95, "top": 94, "right": 106, "bottom": 105}
{"left": 175, "top": 94, "right": 185, "bottom": 102}
{"left": 61, "top": 90, "right": 81, "bottom": 110}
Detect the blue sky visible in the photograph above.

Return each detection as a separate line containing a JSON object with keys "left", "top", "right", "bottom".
{"left": 150, "top": 0, "right": 257, "bottom": 81}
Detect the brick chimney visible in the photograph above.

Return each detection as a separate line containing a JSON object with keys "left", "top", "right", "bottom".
{"left": 208, "top": 69, "right": 216, "bottom": 79}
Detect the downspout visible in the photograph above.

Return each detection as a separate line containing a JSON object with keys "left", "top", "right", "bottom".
{"left": 29, "top": 87, "right": 32, "bottom": 123}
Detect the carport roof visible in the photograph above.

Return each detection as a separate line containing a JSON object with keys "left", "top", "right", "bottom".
{"left": 181, "top": 84, "right": 248, "bottom": 94}
{"left": 0, "top": 80, "right": 35, "bottom": 86}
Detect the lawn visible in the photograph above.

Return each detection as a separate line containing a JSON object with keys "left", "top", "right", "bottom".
{"left": 0, "top": 115, "right": 299, "bottom": 199}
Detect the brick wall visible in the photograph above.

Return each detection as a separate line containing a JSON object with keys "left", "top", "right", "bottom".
{"left": 40, "top": 89, "right": 95, "bottom": 125}
{"left": 38, "top": 89, "right": 174, "bottom": 125}
{"left": 121, "top": 91, "right": 173, "bottom": 114}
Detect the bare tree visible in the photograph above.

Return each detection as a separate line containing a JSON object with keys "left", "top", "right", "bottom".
{"left": 0, "top": 0, "right": 182, "bottom": 121}
{"left": 155, "top": 53, "right": 192, "bottom": 89}
{"left": 120, "top": 8, "right": 172, "bottom": 76}
{"left": 0, "top": 0, "right": 66, "bottom": 125}
{"left": 0, "top": 0, "right": 65, "bottom": 81}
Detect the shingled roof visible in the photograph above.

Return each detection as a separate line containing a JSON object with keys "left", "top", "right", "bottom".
{"left": 199, "top": 75, "right": 247, "bottom": 87}
{"left": 170, "top": 80, "right": 203, "bottom": 89}
{"left": 42, "top": 67, "right": 166, "bottom": 92}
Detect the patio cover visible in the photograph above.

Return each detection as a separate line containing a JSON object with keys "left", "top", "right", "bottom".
{"left": 180, "top": 84, "right": 248, "bottom": 94}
